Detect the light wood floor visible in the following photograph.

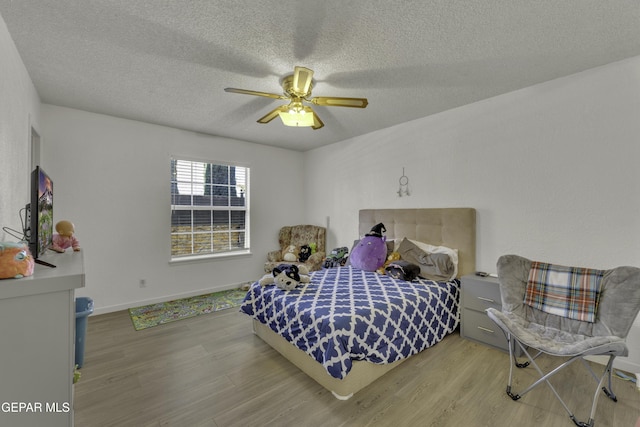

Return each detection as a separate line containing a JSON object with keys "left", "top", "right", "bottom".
{"left": 74, "top": 308, "right": 640, "bottom": 427}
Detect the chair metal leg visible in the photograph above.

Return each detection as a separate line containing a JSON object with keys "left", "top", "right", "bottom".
{"left": 505, "top": 333, "right": 516, "bottom": 398}
{"left": 604, "top": 356, "right": 618, "bottom": 402}
{"left": 581, "top": 355, "right": 618, "bottom": 402}
{"left": 515, "top": 348, "right": 542, "bottom": 369}
{"left": 501, "top": 338, "right": 617, "bottom": 427}
{"left": 584, "top": 355, "right": 617, "bottom": 426}
{"left": 568, "top": 357, "right": 616, "bottom": 427}
{"left": 504, "top": 333, "right": 540, "bottom": 398}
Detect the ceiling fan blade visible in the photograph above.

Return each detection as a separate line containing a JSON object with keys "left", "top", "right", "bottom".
{"left": 292, "top": 66, "right": 314, "bottom": 96}
{"left": 257, "top": 106, "right": 287, "bottom": 124}
{"left": 310, "top": 110, "right": 324, "bottom": 130}
{"left": 309, "top": 96, "right": 368, "bottom": 108}
{"left": 224, "top": 87, "right": 287, "bottom": 100}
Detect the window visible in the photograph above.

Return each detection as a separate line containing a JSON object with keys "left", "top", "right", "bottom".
{"left": 170, "top": 158, "right": 249, "bottom": 259}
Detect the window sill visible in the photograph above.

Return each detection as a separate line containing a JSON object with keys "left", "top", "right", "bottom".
{"left": 169, "top": 250, "right": 252, "bottom": 265}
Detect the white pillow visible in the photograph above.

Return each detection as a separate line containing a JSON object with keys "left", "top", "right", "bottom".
{"left": 402, "top": 239, "right": 459, "bottom": 281}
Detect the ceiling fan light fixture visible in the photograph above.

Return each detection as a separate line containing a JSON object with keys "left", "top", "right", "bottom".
{"left": 279, "top": 106, "right": 316, "bottom": 127}
{"left": 287, "top": 100, "right": 305, "bottom": 115}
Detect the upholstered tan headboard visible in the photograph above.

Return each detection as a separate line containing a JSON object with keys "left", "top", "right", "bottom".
{"left": 359, "top": 208, "right": 477, "bottom": 278}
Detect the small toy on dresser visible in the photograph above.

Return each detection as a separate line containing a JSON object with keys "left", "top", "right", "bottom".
{"left": 0, "top": 242, "right": 35, "bottom": 279}
{"left": 50, "top": 220, "right": 81, "bottom": 253}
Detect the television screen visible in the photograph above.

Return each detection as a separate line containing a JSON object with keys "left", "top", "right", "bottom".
{"left": 29, "top": 166, "right": 53, "bottom": 260}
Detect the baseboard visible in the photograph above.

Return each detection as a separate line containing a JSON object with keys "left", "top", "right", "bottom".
{"left": 90, "top": 282, "right": 251, "bottom": 316}
{"left": 586, "top": 322, "right": 640, "bottom": 383}
{"left": 587, "top": 355, "right": 640, "bottom": 389}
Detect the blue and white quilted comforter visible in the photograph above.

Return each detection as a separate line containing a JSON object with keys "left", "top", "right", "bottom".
{"left": 240, "top": 266, "right": 460, "bottom": 379}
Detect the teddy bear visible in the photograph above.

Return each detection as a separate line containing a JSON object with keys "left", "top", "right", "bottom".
{"left": 259, "top": 263, "right": 310, "bottom": 291}
{"left": 298, "top": 244, "right": 312, "bottom": 262}
{"left": 51, "top": 220, "right": 81, "bottom": 253}
{"left": 282, "top": 244, "right": 298, "bottom": 262}
{"left": 377, "top": 251, "right": 401, "bottom": 275}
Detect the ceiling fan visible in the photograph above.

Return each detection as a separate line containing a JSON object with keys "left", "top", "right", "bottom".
{"left": 224, "top": 66, "right": 368, "bottom": 130}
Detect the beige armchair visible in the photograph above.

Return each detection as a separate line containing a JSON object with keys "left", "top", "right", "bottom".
{"left": 265, "top": 225, "right": 326, "bottom": 273}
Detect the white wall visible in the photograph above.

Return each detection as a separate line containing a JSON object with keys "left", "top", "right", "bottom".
{"left": 305, "top": 56, "right": 640, "bottom": 273}
{"left": 304, "top": 57, "right": 640, "bottom": 375}
{"left": 0, "top": 14, "right": 41, "bottom": 239}
{"left": 41, "top": 105, "right": 306, "bottom": 313}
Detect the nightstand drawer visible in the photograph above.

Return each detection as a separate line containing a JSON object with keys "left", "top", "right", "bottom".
{"left": 462, "top": 279, "right": 502, "bottom": 312}
{"left": 462, "top": 308, "right": 509, "bottom": 350}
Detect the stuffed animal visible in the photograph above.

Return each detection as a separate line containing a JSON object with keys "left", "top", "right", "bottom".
{"left": 367, "top": 223, "right": 387, "bottom": 238}
{"left": 298, "top": 245, "right": 312, "bottom": 262}
{"left": 386, "top": 260, "right": 421, "bottom": 281}
{"left": 377, "top": 251, "right": 401, "bottom": 275}
{"left": 259, "top": 264, "right": 310, "bottom": 291}
{"left": 51, "top": 220, "right": 81, "bottom": 253}
{"left": 0, "top": 242, "right": 35, "bottom": 279}
{"left": 282, "top": 245, "right": 298, "bottom": 262}
{"left": 350, "top": 223, "right": 388, "bottom": 271}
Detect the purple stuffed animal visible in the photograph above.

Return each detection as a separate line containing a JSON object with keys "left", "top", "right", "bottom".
{"left": 350, "top": 223, "right": 387, "bottom": 271}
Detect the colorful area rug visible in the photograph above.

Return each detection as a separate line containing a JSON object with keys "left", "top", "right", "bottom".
{"left": 129, "top": 288, "right": 248, "bottom": 331}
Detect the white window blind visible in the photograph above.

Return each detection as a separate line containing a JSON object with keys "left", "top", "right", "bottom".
{"left": 170, "top": 158, "right": 249, "bottom": 259}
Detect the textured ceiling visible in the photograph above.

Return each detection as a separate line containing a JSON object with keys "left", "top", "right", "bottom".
{"left": 2, "top": 1, "right": 640, "bottom": 151}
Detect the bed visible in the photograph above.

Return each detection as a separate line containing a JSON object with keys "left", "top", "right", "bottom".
{"left": 240, "top": 208, "right": 476, "bottom": 399}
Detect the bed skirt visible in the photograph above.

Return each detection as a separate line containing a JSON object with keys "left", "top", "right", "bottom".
{"left": 252, "top": 319, "right": 406, "bottom": 400}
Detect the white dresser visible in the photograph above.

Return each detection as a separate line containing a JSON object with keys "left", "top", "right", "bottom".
{"left": 0, "top": 251, "right": 84, "bottom": 427}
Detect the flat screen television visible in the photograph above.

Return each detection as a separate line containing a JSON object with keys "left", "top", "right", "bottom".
{"left": 29, "top": 166, "right": 55, "bottom": 267}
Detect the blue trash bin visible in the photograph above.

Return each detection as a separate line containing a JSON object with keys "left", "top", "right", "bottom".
{"left": 75, "top": 297, "right": 94, "bottom": 368}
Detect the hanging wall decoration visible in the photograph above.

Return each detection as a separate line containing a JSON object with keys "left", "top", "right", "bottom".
{"left": 397, "top": 167, "right": 410, "bottom": 197}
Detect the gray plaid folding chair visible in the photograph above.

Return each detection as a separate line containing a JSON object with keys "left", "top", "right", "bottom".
{"left": 487, "top": 254, "right": 640, "bottom": 427}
